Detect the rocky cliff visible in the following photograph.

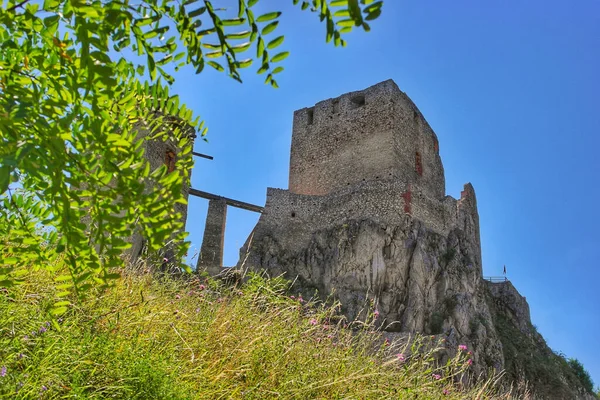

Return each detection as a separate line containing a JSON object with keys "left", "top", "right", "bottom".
{"left": 239, "top": 211, "right": 593, "bottom": 398}
{"left": 232, "top": 80, "right": 594, "bottom": 399}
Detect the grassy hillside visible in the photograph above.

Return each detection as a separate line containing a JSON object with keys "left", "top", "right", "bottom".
{"left": 0, "top": 268, "right": 525, "bottom": 399}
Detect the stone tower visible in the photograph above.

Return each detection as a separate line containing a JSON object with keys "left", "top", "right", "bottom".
{"left": 238, "top": 79, "right": 494, "bottom": 362}
{"left": 289, "top": 79, "right": 445, "bottom": 200}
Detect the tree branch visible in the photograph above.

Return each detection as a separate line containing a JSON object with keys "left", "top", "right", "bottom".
{"left": 7, "top": 0, "right": 31, "bottom": 12}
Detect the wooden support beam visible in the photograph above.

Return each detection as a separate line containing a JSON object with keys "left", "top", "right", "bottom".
{"left": 192, "top": 151, "right": 214, "bottom": 160}
{"left": 189, "top": 188, "right": 263, "bottom": 213}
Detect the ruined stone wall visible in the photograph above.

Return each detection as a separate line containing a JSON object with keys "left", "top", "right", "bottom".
{"left": 253, "top": 181, "right": 478, "bottom": 260}
{"left": 197, "top": 199, "right": 227, "bottom": 275}
{"left": 289, "top": 80, "right": 445, "bottom": 200}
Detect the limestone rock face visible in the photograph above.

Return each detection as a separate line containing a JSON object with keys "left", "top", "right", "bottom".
{"left": 233, "top": 80, "right": 594, "bottom": 399}
{"left": 241, "top": 215, "right": 504, "bottom": 375}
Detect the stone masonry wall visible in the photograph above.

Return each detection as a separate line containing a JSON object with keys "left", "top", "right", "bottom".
{"left": 197, "top": 199, "right": 227, "bottom": 275}
{"left": 289, "top": 80, "right": 445, "bottom": 200}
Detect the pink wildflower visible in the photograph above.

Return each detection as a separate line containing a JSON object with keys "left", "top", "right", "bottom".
{"left": 443, "top": 389, "right": 449, "bottom": 395}
{"left": 373, "top": 309, "right": 380, "bottom": 318}
{"left": 433, "top": 374, "right": 441, "bottom": 380}
{"left": 466, "top": 359, "right": 473, "bottom": 366}
{"left": 397, "top": 353, "right": 405, "bottom": 362}
{"left": 458, "top": 344, "right": 468, "bottom": 351}
{"left": 163, "top": 258, "right": 169, "bottom": 263}
{"left": 384, "top": 338, "right": 390, "bottom": 346}
{"left": 199, "top": 284, "right": 206, "bottom": 290}
{"left": 298, "top": 296, "right": 304, "bottom": 303}
{"left": 175, "top": 294, "right": 181, "bottom": 300}
{"left": 309, "top": 318, "right": 318, "bottom": 326}
{"left": 290, "top": 295, "right": 295, "bottom": 299}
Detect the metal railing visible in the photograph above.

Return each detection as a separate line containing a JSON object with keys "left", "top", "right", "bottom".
{"left": 484, "top": 276, "right": 508, "bottom": 283}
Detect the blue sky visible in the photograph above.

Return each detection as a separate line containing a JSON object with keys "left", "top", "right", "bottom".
{"left": 171, "top": 1, "right": 600, "bottom": 386}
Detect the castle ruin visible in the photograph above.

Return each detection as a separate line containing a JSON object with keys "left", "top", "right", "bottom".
{"left": 238, "top": 80, "right": 484, "bottom": 325}
{"left": 192, "top": 80, "right": 595, "bottom": 398}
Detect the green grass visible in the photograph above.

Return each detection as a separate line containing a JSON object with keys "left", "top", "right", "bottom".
{"left": 0, "top": 268, "right": 524, "bottom": 399}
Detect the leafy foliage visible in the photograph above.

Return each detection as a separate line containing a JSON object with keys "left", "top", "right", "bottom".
{"left": 0, "top": 0, "right": 384, "bottom": 312}
{"left": 0, "top": 267, "right": 522, "bottom": 399}
{"left": 567, "top": 358, "right": 595, "bottom": 394}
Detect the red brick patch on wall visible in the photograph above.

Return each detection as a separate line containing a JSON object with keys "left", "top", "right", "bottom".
{"left": 402, "top": 187, "right": 412, "bottom": 214}
{"left": 415, "top": 152, "right": 423, "bottom": 176}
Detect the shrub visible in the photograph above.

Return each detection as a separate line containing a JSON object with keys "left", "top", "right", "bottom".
{"left": 567, "top": 358, "right": 594, "bottom": 394}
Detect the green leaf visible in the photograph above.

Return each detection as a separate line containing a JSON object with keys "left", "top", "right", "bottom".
{"left": 261, "top": 21, "right": 279, "bottom": 35}
{"left": 267, "top": 36, "right": 284, "bottom": 49}
{"left": 257, "top": 63, "right": 269, "bottom": 74}
{"left": 51, "top": 306, "right": 68, "bottom": 316}
{"left": 43, "top": 0, "right": 60, "bottom": 10}
{"left": 235, "top": 58, "right": 253, "bottom": 68}
{"left": 256, "top": 12, "right": 281, "bottom": 23}
{"left": 188, "top": 7, "right": 207, "bottom": 18}
{"left": 226, "top": 30, "right": 252, "bottom": 39}
{"left": 270, "top": 51, "right": 290, "bottom": 63}
{"left": 207, "top": 61, "right": 224, "bottom": 71}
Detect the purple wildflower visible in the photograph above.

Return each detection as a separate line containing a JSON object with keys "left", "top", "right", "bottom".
{"left": 39, "top": 326, "right": 47, "bottom": 334}
{"left": 41, "top": 385, "right": 48, "bottom": 391}
{"left": 0, "top": 366, "right": 6, "bottom": 377}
